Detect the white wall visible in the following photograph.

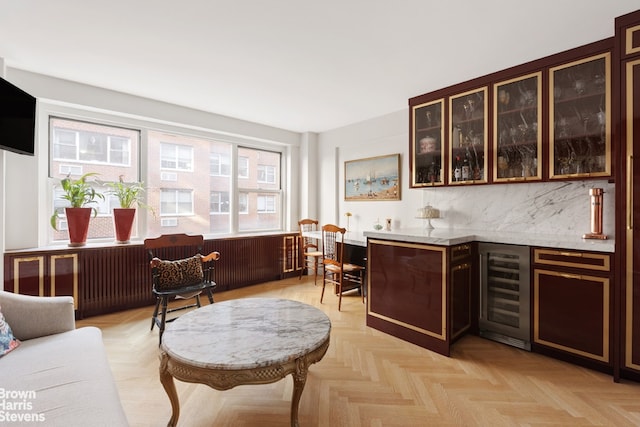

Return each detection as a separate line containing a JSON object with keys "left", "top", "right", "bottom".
{"left": 319, "top": 110, "right": 413, "bottom": 231}
{"left": 318, "top": 109, "right": 615, "bottom": 239}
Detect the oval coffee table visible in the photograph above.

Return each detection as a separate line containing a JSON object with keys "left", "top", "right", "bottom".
{"left": 159, "top": 297, "right": 331, "bottom": 427}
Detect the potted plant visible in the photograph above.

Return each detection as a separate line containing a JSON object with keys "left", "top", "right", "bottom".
{"left": 50, "top": 172, "right": 104, "bottom": 247}
{"left": 104, "top": 176, "right": 153, "bottom": 244}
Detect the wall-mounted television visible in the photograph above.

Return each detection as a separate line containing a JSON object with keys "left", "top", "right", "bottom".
{"left": 0, "top": 76, "right": 36, "bottom": 156}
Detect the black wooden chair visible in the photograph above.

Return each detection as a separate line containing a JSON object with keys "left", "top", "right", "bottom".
{"left": 144, "top": 233, "right": 220, "bottom": 344}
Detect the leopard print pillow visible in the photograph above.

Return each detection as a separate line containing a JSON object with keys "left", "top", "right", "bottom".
{"left": 155, "top": 255, "right": 204, "bottom": 291}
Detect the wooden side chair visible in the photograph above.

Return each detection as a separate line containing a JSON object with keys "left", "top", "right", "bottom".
{"left": 144, "top": 233, "right": 220, "bottom": 344}
{"left": 321, "top": 224, "right": 365, "bottom": 311}
{"left": 298, "top": 218, "right": 323, "bottom": 285}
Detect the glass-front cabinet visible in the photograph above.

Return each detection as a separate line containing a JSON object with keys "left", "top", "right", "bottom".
{"left": 411, "top": 99, "right": 445, "bottom": 187}
{"left": 448, "top": 87, "right": 488, "bottom": 185}
{"left": 408, "top": 43, "right": 612, "bottom": 187}
{"left": 493, "top": 72, "right": 542, "bottom": 182}
{"left": 549, "top": 53, "right": 611, "bottom": 179}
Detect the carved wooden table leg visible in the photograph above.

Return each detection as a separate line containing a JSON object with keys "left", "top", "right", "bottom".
{"left": 159, "top": 352, "right": 180, "bottom": 427}
{"left": 290, "top": 357, "right": 310, "bottom": 427}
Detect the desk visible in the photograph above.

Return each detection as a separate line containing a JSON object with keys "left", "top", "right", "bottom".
{"left": 302, "top": 230, "right": 366, "bottom": 247}
{"left": 159, "top": 298, "right": 331, "bottom": 427}
{"left": 302, "top": 230, "right": 367, "bottom": 267}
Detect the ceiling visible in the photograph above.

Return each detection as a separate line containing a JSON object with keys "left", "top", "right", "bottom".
{"left": 0, "top": 1, "right": 638, "bottom": 133}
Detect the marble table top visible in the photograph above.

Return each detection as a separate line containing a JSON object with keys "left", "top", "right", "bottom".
{"left": 161, "top": 298, "right": 331, "bottom": 370}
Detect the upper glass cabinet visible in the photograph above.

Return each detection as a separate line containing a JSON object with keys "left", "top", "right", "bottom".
{"left": 411, "top": 99, "right": 444, "bottom": 187}
{"left": 493, "top": 72, "right": 542, "bottom": 182}
{"left": 449, "top": 87, "right": 488, "bottom": 185}
{"left": 549, "top": 53, "right": 611, "bottom": 179}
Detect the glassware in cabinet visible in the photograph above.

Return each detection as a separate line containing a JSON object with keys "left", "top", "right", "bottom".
{"left": 493, "top": 72, "right": 542, "bottom": 182}
{"left": 549, "top": 52, "right": 611, "bottom": 179}
{"left": 448, "top": 87, "right": 488, "bottom": 185}
{"left": 411, "top": 98, "right": 445, "bottom": 187}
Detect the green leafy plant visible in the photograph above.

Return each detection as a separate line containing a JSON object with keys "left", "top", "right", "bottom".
{"left": 104, "top": 175, "right": 155, "bottom": 213}
{"left": 50, "top": 172, "right": 104, "bottom": 230}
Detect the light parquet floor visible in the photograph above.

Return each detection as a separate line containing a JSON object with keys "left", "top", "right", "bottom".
{"left": 78, "top": 277, "right": 640, "bottom": 426}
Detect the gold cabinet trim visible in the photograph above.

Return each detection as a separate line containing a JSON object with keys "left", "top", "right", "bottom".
{"left": 13, "top": 256, "right": 45, "bottom": 296}
{"left": 533, "top": 248, "right": 610, "bottom": 271}
{"left": 282, "top": 235, "right": 297, "bottom": 273}
{"left": 625, "top": 58, "right": 640, "bottom": 371}
{"left": 367, "top": 239, "right": 447, "bottom": 341}
{"left": 50, "top": 254, "right": 79, "bottom": 309}
{"left": 626, "top": 24, "right": 640, "bottom": 55}
{"left": 533, "top": 269, "right": 609, "bottom": 362}
{"left": 548, "top": 52, "right": 612, "bottom": 179}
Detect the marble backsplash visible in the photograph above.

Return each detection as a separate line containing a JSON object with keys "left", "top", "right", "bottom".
{"left": 421, "top": 179, "right": 615, "bottom": 238}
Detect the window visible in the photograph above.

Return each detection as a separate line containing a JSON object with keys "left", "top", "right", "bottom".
{"left": 47, "top": 115, "right": 285, "bottom": 245}
{"left": 210, "top": 153, "right": 230, "bottom": 176}
{"left": 160, "top": 189, "right": 193, "bottom": 215}
{"left": 258, "top": 165, "right": 276, "bottom": 184}
{"left": 238, "top": 156, "right": 249, "bottom": 179}
{"left": 51, "top": 118, "right": 132, "bottom": 165}
{"left": 238, "top": 147, "right": 281, "bottom": 231}
{"left": 49, "top": 117, "right": 140, "bottom": 244}
{"left": 210, "top": 191, "right": 229, "bottom": 213}
{"left": 239, "top": 192, "right": 248, "bottom": 214}
{"left": 160, "top": 143, "right": 193, "bottom": 171}
{"left": 257, "top": 194, "right": 277, "bottom": 213}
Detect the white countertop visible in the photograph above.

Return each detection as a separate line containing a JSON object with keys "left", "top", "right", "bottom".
{"left": 362, "top": 227, "right": 615, "bottom": 253}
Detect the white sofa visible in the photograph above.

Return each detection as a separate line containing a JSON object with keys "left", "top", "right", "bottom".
{"left": 0, "top": 291, "right": 128, "bottom": 426}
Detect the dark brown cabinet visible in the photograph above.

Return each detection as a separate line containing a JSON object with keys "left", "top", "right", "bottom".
{"left": 617, "top": 10, "right": 640, "bottom": 381}
{"left": 5, "top": 252, "right": 79, "bottom": 309}
{"left": 549, "top": 53, "right": 611, "bottom": 179}
{"left": 449, "top": 88, "right": 488, "bottom": 185}
{"left": 493, "top": 72, "right": 543, "bottom": 182}
{"left": 411, "top": 99, "right": 445, "bottom": 186}
{"left": 532, "top": 248, "right": 612, "bottom": 371}
{"left": 366, "top": 239, "right": 474, "bottom": 356}
{"left": 450, "top": 243, "right": 474, "bottom": 341}
{"left": 408, "top": 37, "right": 613, "bottom": 187}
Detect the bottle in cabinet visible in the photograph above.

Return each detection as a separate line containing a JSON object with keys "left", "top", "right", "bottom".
{"left": 454, "top": 156, "right": 461, "bottom": 181}
{"left": 449, "top": 87, "right": 488, "bottom": 185}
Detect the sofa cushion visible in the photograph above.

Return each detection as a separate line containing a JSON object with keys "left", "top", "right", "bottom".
{"left": 0, "top": 304, "right": 19, "bottom": 357}
{"left": 0, "top": 326, "right": 128, "bottom": 426}
{"left": 155, "top": 254, "right": 204, "bottom": 290}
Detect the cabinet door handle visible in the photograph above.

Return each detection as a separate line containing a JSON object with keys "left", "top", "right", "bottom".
{"left": 560, "top": 273, "right": 582, "bottom": 280}
{"left": 628, "top": 155, "right": 634, "bottom": 230}
{"left": 559, "top": 251, "right": 582, "bottom": 257}
{"left": 478, "top": 253, "right": 484, "bottom": 320}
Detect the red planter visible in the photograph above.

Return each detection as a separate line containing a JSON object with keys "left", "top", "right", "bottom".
{"left": 113, "top": 208, "right": 136, "bottom": 244}
{"left": 65, "top": 207, "right": 92, "bottom": 247}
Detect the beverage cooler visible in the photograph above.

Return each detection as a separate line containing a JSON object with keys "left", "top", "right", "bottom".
{"left": 478, "top": 243, "right": 531, "bottom": 350}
